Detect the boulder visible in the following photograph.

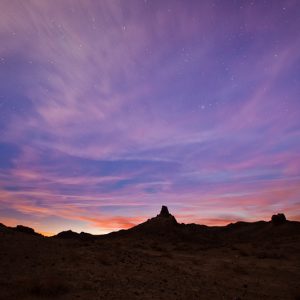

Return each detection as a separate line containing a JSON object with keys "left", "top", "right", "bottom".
{"left": 271, "top": 213, "right": 287, "bottom": 225}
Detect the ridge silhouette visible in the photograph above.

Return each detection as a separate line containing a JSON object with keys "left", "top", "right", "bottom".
{"left": 0, "top": 208, "right": 297, "bottom": 240}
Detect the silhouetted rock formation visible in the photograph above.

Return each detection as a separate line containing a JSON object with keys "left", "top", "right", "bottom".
{"left": 109, "top": 209, "right": 299, "bottom": 245}
{"left": 55, "top": 230, "right": 94, "bottom": 241}
{"left": 14, "top": 225, "right": 40, "bottom": 236}
{"left": 155, "top": 205, "right": 177, "bottom": 224}
{"left": 55, "top": 230, "right": 79, "bottom": 239}
{"left": 124, "top": 206, "right": 180, "bottom": 238}
{"left": 1, "top": 210, "right": 297, "bottom": 244}
{"left": 158, "top": 205, "right": 170, "bottom": 217}
{"left": 271, "top": 213, "right": 287, "bottom": 225}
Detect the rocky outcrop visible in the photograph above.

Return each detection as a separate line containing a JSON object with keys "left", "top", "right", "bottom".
{"left": 54, "top": 230, "right": 94, "bottom": 240}
{"left": 156, "top": 205, "right": 177, "bottom": 224}
{"left": 158, "top": 205, "right": 171, "bottom": 217}
{"left": 14, "top": 225, "right": 40, "bottom": 236}
{"left": 129, "top": 205, "right": 178, "bottom": 237}
{"left": 55, "top": 230, "right": 80, "bottom": 239}
{"left": 271, "top": 213, "right": 287, "bottom": 225}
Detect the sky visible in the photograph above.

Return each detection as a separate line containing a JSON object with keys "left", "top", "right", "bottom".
{"left": 0, "top": 0, "right": 300, "bottom": 235}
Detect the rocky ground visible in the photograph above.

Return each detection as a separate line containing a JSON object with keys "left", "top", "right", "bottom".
{"left": 0, "top": 208, "right": 300, "bottom": 300}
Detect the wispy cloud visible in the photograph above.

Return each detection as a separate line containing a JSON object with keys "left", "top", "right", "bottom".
{"left": 0, "top": 0, "right": 299, "bottom": 233}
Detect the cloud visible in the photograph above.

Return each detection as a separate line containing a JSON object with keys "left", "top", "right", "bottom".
{"left": 0, "top": 1, "right": 300, "bottom": 233}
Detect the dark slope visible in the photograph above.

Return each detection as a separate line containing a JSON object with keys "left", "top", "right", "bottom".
{"left": 1, "top": 207, "right": 300, "bottom": 299}
{"left": 0, "top": 223, "right": 43, "bottom": 237}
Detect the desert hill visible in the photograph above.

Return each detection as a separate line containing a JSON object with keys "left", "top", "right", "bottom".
{"left": 0, "top": 206, "right": 300, "bottom": 299}
{"left": 107, "top": 206, "right": 300, "bottom": 245}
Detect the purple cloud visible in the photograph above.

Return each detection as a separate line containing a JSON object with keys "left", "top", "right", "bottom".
{"left": 0, "top": 0, "right": 299, "bottom": 234}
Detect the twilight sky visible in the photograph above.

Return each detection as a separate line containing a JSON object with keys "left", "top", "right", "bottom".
{"left": 0, "top": 0, "right": 300, "bottom": 235}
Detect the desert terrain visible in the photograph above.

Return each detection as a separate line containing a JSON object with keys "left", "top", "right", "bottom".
{"left": 0, "top": 206, "right": 300, "bottom": 300}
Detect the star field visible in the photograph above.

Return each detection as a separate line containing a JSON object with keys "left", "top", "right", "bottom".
{"left": 0, "top": 0, "right": 299, "bottom": 235}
